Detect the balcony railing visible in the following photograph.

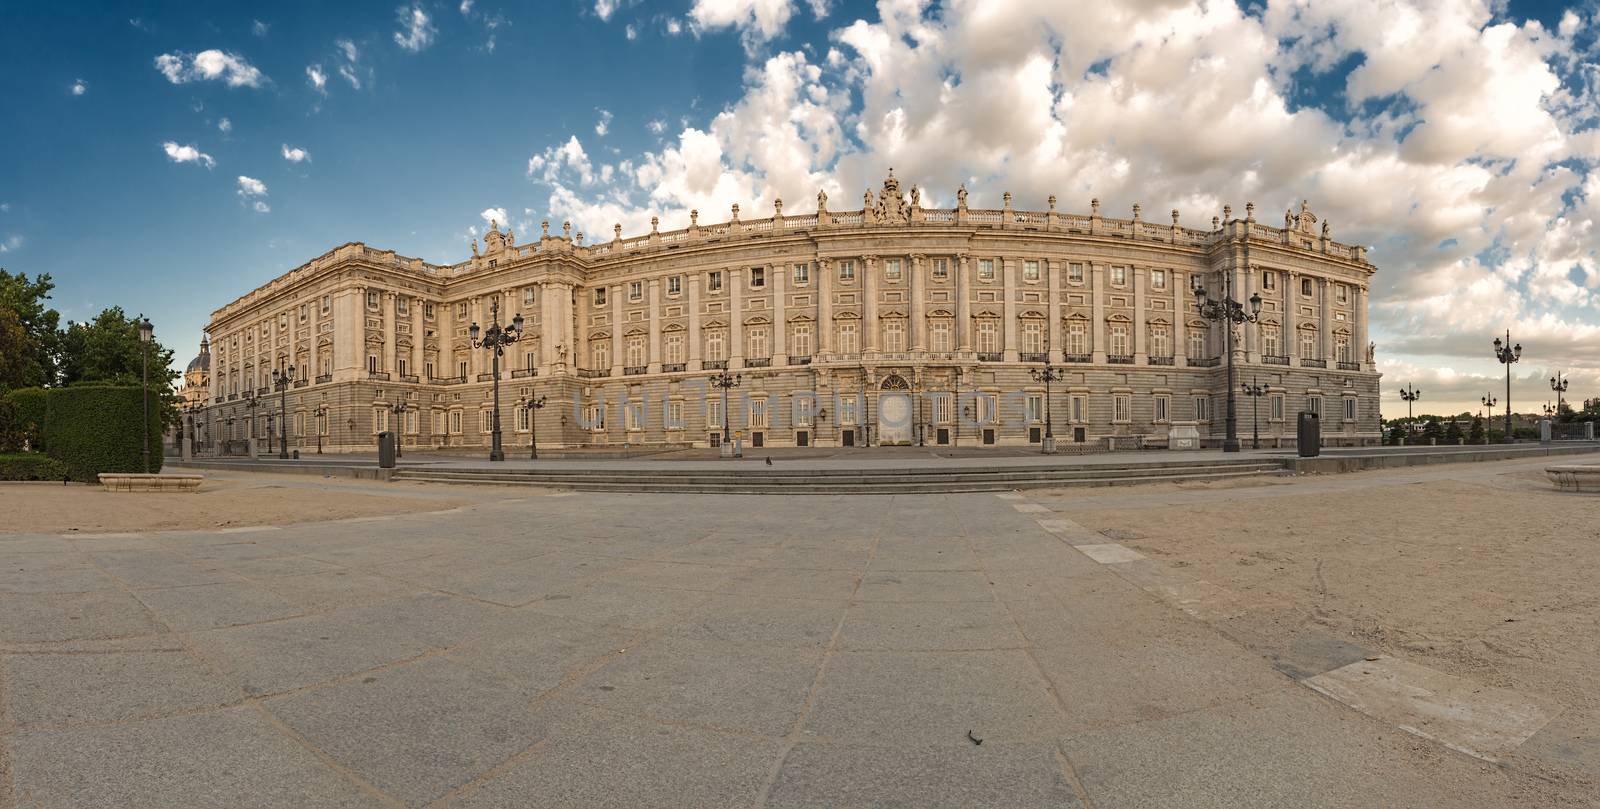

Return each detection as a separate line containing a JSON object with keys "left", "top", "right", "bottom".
{"left": 433, "top": 376, "right": 466, "bottom": 385}
{"left": 1189, "top": 357, "right": 1221, "bottom": 367}
{"left": 511, "top": 368, "right": 539, "bottom": 378}
{"left": 703, "top": 359, "right": 728, "bottom": 370}
{"left": 577, "top": 368, "right": 609, "bottom": 378}
{"left": 367, "top": 372, "right": 390, "bottom": 381}
{"left": 400, "top": 374, "right": 420, "bottom": 383}
{"left": 1107, "top": 354, "right": 1134, "bottom": 365}
{"left": 257, "top": 387, "right": 270, "bottom": 395}
{"left": 1301, "top": 358, "right": 1327, "bottom": 368}
{"left": 745, "top": 357, "right": 771, "bottom": 367}
{"left": 976, "top": 352, "right": 1003, "bottom": 362}
{"left": 1337, "top": 361, "right": 1361, "bottom": 370}
{"left": 1019, "top": 353, "right": 1047, "bottom": 363}
{"left": 1263, "top": 355, "right": 1290, "bottom": 366}
{"left": 1148, "top": 355, "right": 1174, "bottom": 366}
{"left": 1063, "top": 353, "right": 1091, "bottom": 363}
{"left": 315, "top": 375, "right": 331, "bottom": 384}
{"left": 790, "top": 356, "right": 812, "bottom": 365}
{"left": 477, "top": 372, "right": 497, "bottom": 382}
{"left": 623, "top": 365, "right": 648, "bottom": 376}
{"left": 662, "top": 363, "right": 687, "bottom": 373}
{"left": 292, "top": 378, "right": 309, "bottom": 388}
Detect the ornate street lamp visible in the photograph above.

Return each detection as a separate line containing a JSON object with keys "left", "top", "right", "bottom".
{"left": 1241, "top": 377, "right": 1270, "bottom": 450}
{"left": 520, "top": 394, "right": 548, "bottom": 459}
{"left": 1481, "top": 393, "right": 1497, "bottom": 445}
{"left": 242, "top": 390, "right": 264, "bottom": 454}
{"left": 1550, "top": 371, "right": 1568, "bottom": 419}
{"left": 1492, "top": 331, "right": 1521, "bottom": 443}
{"left": 468, "top": 299, "right": 525, "bottom": 462}
{"left": 709, "top": 370, "right": 741, "bottom": 457}
{"left": 271, "top": 364, "right": 294, "bottom": 459}
{"left": 1030, "top": 360, "right": 1063, "bottom": 454}
{"left": 1193, "top": 278, "right": 1262, "bottom": 452}
{"left": 1398, "top": 384, "right": 1421, "bottom": 444}
{"left": 138, "top": 317, "right": 154, "bottom": 472}
{"left": 313, "top": 403, "right": 328, "bottom": 454}
{"left": 389, "top": 399, "right": 410, "bottom": 459}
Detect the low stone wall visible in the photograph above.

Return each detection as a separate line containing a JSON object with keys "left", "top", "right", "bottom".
{"left": 1291, "top": 444, "right": 1600, "bottom": 475}
{"left": 1547, "top": 465, "right": 1600, "bottom": 492}
{"left": 97, "top": 473, "right": 205, "bottom": 492}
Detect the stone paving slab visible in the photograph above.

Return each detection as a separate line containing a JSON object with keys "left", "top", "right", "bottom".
{"left": 765, "top": 741, "right": 1085, "bottom": 808}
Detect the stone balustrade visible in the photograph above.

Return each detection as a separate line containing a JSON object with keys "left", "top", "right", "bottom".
{"left": 98, "top": 473, "right": 205, "bottom": 492}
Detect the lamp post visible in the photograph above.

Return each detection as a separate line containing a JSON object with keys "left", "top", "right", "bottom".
{"left": 389, "top": 399, "right": 410, "bottom": 459}
{"left": 1030, "top": 361, "right": 1062, "bottom": 454}
{"left": 709, "top": 370, "right": 741, "bottom": 457}
{"left": 1551, "top": 371, "right": 1568, "bottom": 420}
{"left": 313, "top": 404, "right": 328, "bottom": 454}
{"left": 138, "top": 317, "right": 153, "bottom": 472}
{"left": 1241, "top": 377, "right": 1270, "bottom": 450}
{"left": 271, "top": 364, "right": 294, "bottom": 459}
{"left": 1399, "top": 384, "right": 1421, "bottom": 444}
{"left": 468, "top": 299, "right": 525, "bottom": 462}
{"left": 1481, "top": 394, "right": 1497, "bottom": 444}
{"left": 1193, "top": 277, "right": 1262, "bottom": 452}
{"left": 242, "top": 390, "right": 264, "bottom": 457}
{"left": 520, "top": 394, "right": 547, "bottom": 459}
{"left": 1492, "top": 331, "right": 1521, "bottom": 443}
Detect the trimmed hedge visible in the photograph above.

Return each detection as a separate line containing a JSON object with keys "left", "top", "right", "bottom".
{"left": 7, "top": 387, "right": 46, "bottom": 450}
{"left": 40, "top": 385, "right": 163, "bottom": 481}
{"left": 0, "top": 452, "right": 71, "bottom": 481}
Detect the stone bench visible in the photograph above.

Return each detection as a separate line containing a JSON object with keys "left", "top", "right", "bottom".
{"left": 97, "top": 473, "right": 205, "bottom": 493}
{"left": 1546, "top": 465, "right": 1600, "bottom": 492}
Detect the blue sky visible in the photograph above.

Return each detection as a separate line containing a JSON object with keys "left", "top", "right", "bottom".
{"left": 2, "top": 0, "right": 1597, "bottom": 415}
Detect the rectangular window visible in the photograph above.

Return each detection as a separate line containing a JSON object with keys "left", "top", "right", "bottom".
{"left": 449, "top": 410, "right": 462, "bottom": 435}
{"left": 594, "top": 288, "right": 607, "bottom": 306}
{"left": 1263, "top": 271, "right": 1276, "bottom": 290}
{"left": 1023, "top": 260, "right": 1040, "bottom": 282}
{"left": 795, "top": 397, "right": 814, "bottom": 426}
{"left": 397, "top": 297, "right": 409, "bottom": 315}
{"left": 882, "top": 320, "right": 904, "bottom": 353}
{"left": 838, "top": 396, "right": 857, "bottom": 425}
{"left": 523, "top": 287, "right": 536, "bottom": 306}
{"left": 629, "top": 282, "right": 642, "bottom": 302}
{"left": 667, "top": 275, "right": 682, "bottom": 295}
{"left": 1301, "top": 277, "right": 1314, "bottom": 297}
{"left": 884, "top": 259, "right": 901, "bottom": 281}
{"left": 931, "top": 258, "right": 948, "bottom": 279}
{"left": 1066, "top": 321, "right": 1088, "bottom": 355}
{"left": 591, "top": 340, "right": 611, "bottom": 369}
{"left": 748, "top": 398, "right": 769, "bottom": 428}
{"left": 1189, "top": 329, "right": 1207, "bottom": 359}
{"left": 790, "top": 323, "right": 812, "bottom": 358}
{"left": 1264, "top": 326, "right": 1281, "bottom": 357}
{"left": 373, "top": 408, "right": 388, "bottom": 434}
{"left": 1150, "top": 325, "right": 1171, "bottom": 357}
{"left": 425, "top": 302, "right": 435, "bottom": 319}
{"left": 1152, "top": 269, "right": 1167, "bottom": 290}
{"left": 1025, "top": 394, "right": 1043, "bottom": 423}
{"left": 1308, "top": 396, "right": 1322, "bottom": 416}
{"left": 836, "top": 322, "right": 858, "bottom": 354}
{"left": 929, "top": 319, "right": 952, "bottom": 352}
{"left": 481, "top": 410, "right": 493, "bottom": 433}
{"left": 1113, "top": 394, "right": 1131, "bottom": 423}
{"left": 404, "top": 410, "right": 417, "bottom": 434}
{"left": 456, "top": 302, "right": 468, "bottom": 319}
{"left": 425, "top": 361, "right": 435, "bottom": 379}
{"left": 665, "top": 332, "right": 685, "bottom": 364}
{"left": 838, "top": 260, "right": 855, "bottom": 282}
{"left": 750, "top": 267, "right": 765, "bottom": 288}
{"left": 668, "top": 400, "right": 684, "bottom": 426}
{"left": 1271, "top": 394, "right": 1285, "bottom": 420}
{"left": 366, "top": 291, "right": 379, "bottom": 310}
{"left": 457, "top": 360, "right": 468, "bottom": 379}
{"left": 932, "top": 392, "right": 952, "bottom": 424}
{"left": 978, "top": 258, "right": 995, "bottom": 280}
{"left": 1111, "top": 265, "right": 1128, "bottom": 285}
{"left": 515, "top": 406, "right": 530, "bottom": 432}
{"left": 626, "top": 400, "right": 644, "bottom": 430}
{"left": 747, "top": 327, "right": 769, "bottom": 359}
{"left": 1109, "top": 323, "right": 1130, "bottom": 355}
{"left": 707, "top": 398, "right": 723, "bottom": 429}
{"left": 1154, "top": 395, "right": 1170, "bottom": 423}
{"left": 1068, "top": 262, "right": 1084, "bottom": 283}
{"left": 626, "top": 335, "right": 646, "bottom": 367}
{"left": 1194, "top": 395, "right": 1211, "bottom": 421}
{"left": 397, "top": 358, "right": 409, "bottom": 377}
{"left": 1300, "top": 329, "right": 1317, "bottom": 360}
{"left": 298, "top": 304, "right": 308, "bottom": 322}
{"left": 704, "top": 330, "right": 726, "bottom": 361}
{"left": 367, "top": 355, "right": 379, "bottom": 373}
{"left": 976, "top": 320, "right": 999, "bottom": 353}
{"left": 1337, "top": 284, "right": 1348, "bottom": 303}
{"left": 1344, "top": 397, "right": 1356, "bottom": 421}
{"left": 709, "top": 271, "right": 724, "bottom": 291}
{"left": 1021, "top": 321, "right": 1044, "bottom": 354}
{"left": 321, "top": 295, "right": 332, "bottom": 314}
{"left": 792, "top": 263, "right": 810, "bottom": 284}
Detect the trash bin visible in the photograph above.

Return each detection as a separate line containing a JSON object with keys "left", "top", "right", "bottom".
{"left": 378, "top": 431, "right": 397, "bottom": 468}
{"left": 1297, "top": 412, "right": 1320, "bottom": 458}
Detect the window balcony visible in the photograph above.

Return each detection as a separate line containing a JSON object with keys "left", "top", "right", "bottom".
{"left": 292, "top": 378, "right": 309, "bottom": 388}
{"left": 1301, "top": 358, "right": 1327, "bottom": 368}
{"left": 400, "top": 375, "right": 420, "bottom": 383}
{"left": 257, "top": 387, "right": 270, "bottom": 395}
{"left": 315, "top": 374, "right": 332, "bottom": 384}
{"left": 623, "top": 365, "right": 648, "bottom": 376}
{"left": 1063, "top": 353, "right": 1092, "bottom": 363}
{"left": 1337, "top": 361, "right": 1361, "bottom": 371}
{"left": 431, "top": 376, "right": 466, "bottom": 385}
{"left": 1107, "top": 354, "right": 1134, "bottom": 365}
{"left": 790, "top": 356, "right": 812, "bottom": 365}
{"left": 703, "top": 359, "right": 728, "bottom": 370}
{"left": 577, "top": 368, "right": 609, "bottom": 378}
{"left": 511, "top": 368, "right": 539, "bottom": 378}
{"left": 1263, "top": 355, "right": 1290, "bottom": 366}
{"left": 477, "top": 372, "right": 497, "bottom": 382}
{"left": 1019, "top": 352, "right": 1047, "bottom": 363}
{"left": 661, "top": 363, "right": 687, "bottom": 373}
{"left": 367, "top": 372, "right": 390, "bottom": 381}
{"left": 976, "top": 352, "right": 1003, "bottom": 362}
{"left": 1148, "top": 355, "right": 1175, "bottom": 366}
{"left": 744, "top": 357, "right": 772, "bottom": 368}
{"left": 1189, "top": 357, "right": 1221, "bottom": 367}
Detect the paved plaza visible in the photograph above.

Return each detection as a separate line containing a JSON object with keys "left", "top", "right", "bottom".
{"left": 1, "top": 459, "right": 1594, "bottom": 807}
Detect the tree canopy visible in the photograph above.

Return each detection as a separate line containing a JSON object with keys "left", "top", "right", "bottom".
{"left": 0, "top": 269, "right": 60, "bottom": 388}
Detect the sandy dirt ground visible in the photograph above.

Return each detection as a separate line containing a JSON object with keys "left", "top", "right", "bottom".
{"left": 0, "top": 473, "right": 474, "bottom": 533}
{"left": 1040, "top": 464, "right": 1600, "bottom": 782}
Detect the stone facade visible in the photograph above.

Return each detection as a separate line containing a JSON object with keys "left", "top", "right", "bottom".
{"left": 198, "top": 174, "right": 1382, "bottom": 454}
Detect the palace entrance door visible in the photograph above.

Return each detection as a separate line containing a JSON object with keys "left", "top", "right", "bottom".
{"left": 877, "top": 374, "right": 913, "bottom": 445}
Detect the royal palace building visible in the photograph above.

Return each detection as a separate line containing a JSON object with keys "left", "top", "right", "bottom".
{"left": 195, "top": 172, "right": 1382, "bottom": 454}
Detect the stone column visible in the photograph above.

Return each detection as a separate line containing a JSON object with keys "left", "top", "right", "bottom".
{"left": 333, "top": 288, "right": 363, "bottom": 380}
{"left": 1175, "top": 272, "right": 1188, "bottom": 368}
{"left": 468, "top": 297, "right": 483, "bottom": 378}
{"left": 647, "top": 279, "right": 662, "bottom": 372}
{"left": 863, "top": 255, "right": 879, "bottom": 353}
{"left": 1133, "top": 267, "right": 1147, "bottom": 363}
{"left": 1355, "top": 285, "right": 1369, "bottom": 371}
{"left": 955, "top": 254, "right": 972, "bottom": 351}
{"left": 910, "top": 254, "right": 926, "bottom": 352}
{"left": 411, "top": 295, "right": 424, "bottom": 379}
{"left": 688, "top": 275, "right": 703, "bottom": 369}
{"left": 1284, "top": 270, "right": 1297, "bottom": 367}
{"left": 1091, "top": 264, "right": 1107, "bottom": 363}
{"left": 610, "top": 285, "right": 624, "bottom": 375}
{"left": 1243, "top": 265, "right": 1258, "bottom": 361}
{"left": 440, "top": 297, "right": 454, "bottom": 379}
{"left": 1047, "top": 258, "right": 1063, "bottom": 362}
{"left": 1002, "top": 257, "right": 1019, "bottom": 362}
{"left": 773, "top": 263, "right": 788, "bottom": 364}
{"left": 817, "top": 258, "right": 833, "bottom": 355}
{"left": 730, "top": 268, "right": 744, "bottom": 364}
{"left": 1320, "top": 277, "right": 1333, "bottom": 362}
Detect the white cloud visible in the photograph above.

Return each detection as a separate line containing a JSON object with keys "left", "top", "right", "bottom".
{"left": 595, "top": 0, "right": 618, "bottom": 21}
{"left": 689, "top": 0, "right": 797, "bottom": 51}
{"left": 154, "top": 50, "right": 265, "bottom": 88}
{"left": 480, "top": 207, "right": 509, "bottom": 229}
{"left": 336, "top": 39, "right": 363, "bottom": 88}
{"left": 281, "top": 144, "right": 310, "bottom": 163}
{"left": 337, "top": 39, "right": 359, "bottom": 65}
{"left": 161, "top": 141, "right": 215, "bottom": 169}
{"left": 70, "top": 79, "right": 87, "bottom": 96}
{"left": 665, "top": 17, "right": 683, "bottom": 35}
{"left": 252, "top": 19, "right": 269, "bottom": 36}
{"left": 252, "top": 201, "right": 271, "bottom": 213}
{"left": 648, "top": 118, "right": 666, "bottom": 134}
{"left": 0, "top": 203, "right": 9, "bottom": 212}
{"left": 237, "top": 176, "right": 267, "bottom": 197}
{"left": 218, "top": 117, "right": 232, "bottom": 133}
{"left": 306, "top": 65, "right": 328, "bottom": 94}
{"left": 460, "top": 0, "right": 474, "bottom": 12}
{"left": 626, "top": 23, "right": 638, "bottom": 40}
{"left": 393, "top": 3, "right": 436, "bottom": 53}
{"left": 0, "top": 235, "right": 22, "bottom": 253}
{"left": 595, "top": 109, "right": 613, "bottom": 137}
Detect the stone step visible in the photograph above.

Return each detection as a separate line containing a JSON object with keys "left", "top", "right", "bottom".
{"left": 390, "top": 468, "right": 1281, "bottom": 494}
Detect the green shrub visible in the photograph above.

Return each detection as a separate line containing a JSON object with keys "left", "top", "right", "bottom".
{"left": 0, "top": 453, "right": 71, "bottom": 481}
{"left": 42, "top": 384, "right": 162, "bottom": 481}
{"left": 6, "top": 387, "right": 46, "bottom": 450}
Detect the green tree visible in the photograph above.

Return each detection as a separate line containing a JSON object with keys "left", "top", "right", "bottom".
{"left": 0, "top": 269, "right": 61, "bottom": 388}
{"left": 1468, "top": 414, "right": 1485, "bottom": 444}
{"left": 1445, "top": 419, "right": 1463, "bottom": 443}
{"left": 56, "top": 307, "right": 179, "bottom": 429}
{"left": 1387, "top": 422, "right": 1406, "bottom": 445}
{"left": 1422, "top": 418, "right": 1443, "bottom": 443}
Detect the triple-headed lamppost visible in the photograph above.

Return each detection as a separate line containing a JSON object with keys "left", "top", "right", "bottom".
{"left": 1492, "top": 331, "right": 1522, "bottom": 443}
{"left": 468, "top": 299, "right": 525, "bottom": 462}
{"left": 520, "top": 394, "right": 547, "bottom": 459}
{"left": 709, "top": 371, "right": 741, "bottom": 458}
{"left": 1030, "top": 359, "right": 1063, "bottom": 454}
{"left": 1551, "top": 371, "right": 1568, "bottom": 419}
{"left": 1399, "top": 384, "right": 1421, "bottom": 444}
{"left": 389, "top": 399, "right": 410, "bottom": 459}
{"left": 1193, "top": 278, "right": 1262, "bottom": 452}
{"left": 1241, "top": 377, "right": 1270, "bottom": 449}
{"left": 1481, "top": 393, "right": 1497, "bottom": 445}
{"left": 138, "top": 317, "right": 153, "bottom": 472}
{"left": 313, "top": 404, "right": 328, "bottom": 454}
{"left": 271, "top": 364, "right": 294, "bottom": 459}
